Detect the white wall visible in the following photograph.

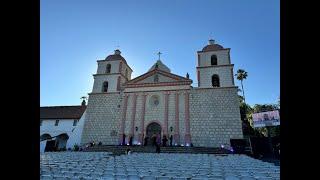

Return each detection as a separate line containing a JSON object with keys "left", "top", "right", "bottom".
{"left": 66, "top": 110, "right": 87, "bottom": 149}
{"left": 92, "top": 75, "right": 119, "bottom": 93}
{"left": 97, "top": 60, "right": 120, "bottom": 74}
{"left": 40, "top": 111, "right": 86, "bottom": 150}
{"left": 198, "top": 49, "right": 230, "bottom": 66}
{"left": 198, "top": 66, "right": 234, "bottom": 88}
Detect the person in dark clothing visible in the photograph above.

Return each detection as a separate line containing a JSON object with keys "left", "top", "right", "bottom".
{"left": 156, "top": 144, "right": 160, "bottom": 153}
{"left": 169, "top": 135, "right": 173, "bottom": 147}
{"left": 162, "top": 135, "right": 168, "bottom": 147}
{"left": 122, "top": 134, "right": 126, "bottom": 146}
{"left": 129, "top": 136, "right": 133, "bottom": 146}
{"left": 152, "top": 134, "right": 157, "bottom": 146}
{"left": 144, "top": 136, "right": 148, "bottom": 146}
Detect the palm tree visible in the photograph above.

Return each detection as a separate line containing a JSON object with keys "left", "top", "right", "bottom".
{"left": 235, "top": 69, "right": 248, "bottom": 103}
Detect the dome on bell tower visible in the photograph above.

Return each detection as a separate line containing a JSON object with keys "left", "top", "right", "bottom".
{"left": 201, "top": 39, "right": 224, "bottom": 52}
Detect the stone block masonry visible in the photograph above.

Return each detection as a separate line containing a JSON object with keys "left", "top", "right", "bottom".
{"left": 189, "top": 87, "right": 243, "bottom": 147}
{"left": 81, "top": 93, "right": 122, "bottom": 145}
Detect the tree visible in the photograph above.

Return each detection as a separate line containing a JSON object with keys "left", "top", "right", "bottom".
{"left": 235, "top": 69, "right": 248, "bottom": 103}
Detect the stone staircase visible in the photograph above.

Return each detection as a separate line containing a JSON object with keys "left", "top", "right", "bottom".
{"left": 83, "top": 145, "right": 230, "bottom": 155}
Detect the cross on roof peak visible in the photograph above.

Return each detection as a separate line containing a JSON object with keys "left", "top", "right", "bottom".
{"left": 157, "top": 51, "right": 162, "bottom": 60}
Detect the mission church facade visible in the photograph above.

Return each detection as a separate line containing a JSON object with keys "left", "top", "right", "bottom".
{"left": 40, "top": 39, "right": 243, "bottom": 149}
{"left": 81, "top": 39, "right": 242, "bottom": 147}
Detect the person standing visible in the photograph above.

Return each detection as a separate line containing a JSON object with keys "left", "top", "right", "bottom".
{"left": 169, "top": 135, "right": 173, "bottom": 147}
{"left": 144, "top": 136, "right": 148, "bottom": 146}
{"left": 152, "top": 134, "right": 156, "bottom": 146}
{"left": 156, "top": 133, "right": 161, "bottom": 146}
{"left": 162, "top": 135, "right": 168, "bottom": 147}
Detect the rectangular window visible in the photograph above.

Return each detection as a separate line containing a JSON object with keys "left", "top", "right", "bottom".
{"left": 55, "top": 120, "right": 59, "bottom": 126}
{"left": 73, "top": 120, "right": 78, "bottom": 126}
{"left": 40, "top": 120, "right": 43, "bottom": 126}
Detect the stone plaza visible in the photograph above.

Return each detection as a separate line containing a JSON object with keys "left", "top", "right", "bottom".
{"left": 40, "top": 152, "right": 280, "bottom": 180}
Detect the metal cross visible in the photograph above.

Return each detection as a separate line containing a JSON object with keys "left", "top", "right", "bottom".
{"left": 157, "top": 52, "right": 162, "bottom": 60}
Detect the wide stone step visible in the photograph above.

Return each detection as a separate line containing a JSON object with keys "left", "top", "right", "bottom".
{"left": 82, "top": 145, "right": 230, "bottom": 155}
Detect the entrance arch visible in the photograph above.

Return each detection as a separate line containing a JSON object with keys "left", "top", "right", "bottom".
{"left": 40, "top": 133, "right": 51, "bottom": 141}
{"left": 55, "top": 133, "right": 69, "bottom": 151}
{"left": 146, "top": 122, "right": 161, "bottom": 146}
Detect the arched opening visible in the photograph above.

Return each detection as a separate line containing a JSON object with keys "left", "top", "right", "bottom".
{"left": 211, "top": 55, "right": 217, "bottom": 65}
{"left": 40, "top": 134, "right": 52, "bottom": 152}
{"left": 146, "top": 122, "right": 161, "bottom": 146}
{"left": 102, "top": 81, "right": 108, "bottom": 92}
{"left": 212, "top": 74, "right": 220, "bottom": 87}
{"left": 106, "top": 64, "right": 111, "bottom": 73}
{"left": 55, "top": 133, "right": 69, "bottom": 151}
{"left": 40, "top": 134, "right": 51, "bottom": 141}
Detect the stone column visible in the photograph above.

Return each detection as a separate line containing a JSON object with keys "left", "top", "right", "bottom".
{"left": 184, "top": 91, "right": 191, "bottom": 145}
{"left": 130, "top": 94, "right": 138, "bottom": 137}
{"left": 119, "top": 94, "right": 128, "bottom": 144}
{"left": 174, "top": 92, "right": 180, "bottom": 145}
{"left": 139, "top": 93, "right": 147, "bottom": 144}
{"left": 163, "top": 91, "right": 170, "bottom": 137}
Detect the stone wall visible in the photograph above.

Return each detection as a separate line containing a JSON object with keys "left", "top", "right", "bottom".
{"left": 81, "top": 93, "right": 122, "bottom": 145}
{"left": 189, "top": 87, "right": 243, "bottom": 147}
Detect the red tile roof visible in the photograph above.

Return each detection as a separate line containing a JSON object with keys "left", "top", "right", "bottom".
{"left": 40, "top": 105, "right": 86, "bottom": 119}
{"left": 202, "top": 44, "right": 224, "bottom": 51}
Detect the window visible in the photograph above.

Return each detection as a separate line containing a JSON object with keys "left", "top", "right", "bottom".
{"left": 40, "top": 120, "right": 43, "bottom": 126}
{"left": 73, "top": 120, "right": 78, "bottom": 126}
{"left": 149, "top": 95, "right": 160, "bottom": 107}
{"left": 55, "top": 120, "right": 59, "bottom": 126}
{"left": 103, "top": 81, "right": 108, "bottom": 92}
{"left": 154, "top": 74, "right": 159, "bottom": 82}
{"left": 125, "top": 69, "right": 128, "bottom": 78}
{"left": 211, "top": 74, "right": 220, "bottom": 87}
{"left": 106, "top": 64, "right": 111, "bottom": 73}
{"left": 211, "top": 55, "right": 217, "bottom": 65}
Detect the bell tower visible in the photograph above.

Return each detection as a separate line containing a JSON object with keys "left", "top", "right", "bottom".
{"left": 91, "top": 49, "right": 133, "bottom": 93}
{"left": 196, "top": 39, "right": 235, "bottom": 88}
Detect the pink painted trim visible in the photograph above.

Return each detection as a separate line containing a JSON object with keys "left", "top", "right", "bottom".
{"left": 119, "top": 95, "right": 128, "bottom": 144}
{"left": 127, "top": 68, "right": 191, "bottom": 84}
{"left": 125, "top": 81, "right": 192, "bottom": 88}
{"left": 164, "top": 92, "right": 169, "bottom": 136}
{"left": 174, "top": 92, "right": 180, "bottom": 143}
{"left": 130, "top": 94, "right": 138, "bottom": 136}
{"left": 196, "top": 64, "right": 234, "bottom": 69}
{"left": 139, "top": 94, "right": 147, "bottom": 143}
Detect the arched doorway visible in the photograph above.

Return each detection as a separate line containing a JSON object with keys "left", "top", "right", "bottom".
{"left": 40, "top": 134, "right": 52, "bottom": 152}
{"left": 146, "top": 122, "right": 161, "bottom": 146}
{"left": 55, "top": 133, "right": 69, "bottom": 151}
{"left": 40, "top": 134, "right": 51, "bottom": 141}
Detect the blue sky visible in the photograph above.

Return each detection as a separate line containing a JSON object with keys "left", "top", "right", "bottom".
{"left": 40, "top": 0, "right": 279, "bottom": 107}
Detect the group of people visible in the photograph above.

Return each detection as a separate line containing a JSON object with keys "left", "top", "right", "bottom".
{"left": 121, "top": 133, "right": 174, "bottom": 147}
{"left": 144, "top": 134, "right": 173, "bottom": 147}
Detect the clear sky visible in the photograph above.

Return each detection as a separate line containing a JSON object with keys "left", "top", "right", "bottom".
{"left": 40, "top": 0, "right": 279, "bottom": 107}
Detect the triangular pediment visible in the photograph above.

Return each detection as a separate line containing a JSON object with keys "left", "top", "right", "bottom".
{"left": 125, "top": 69, "right": 192, "bottom": 88}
